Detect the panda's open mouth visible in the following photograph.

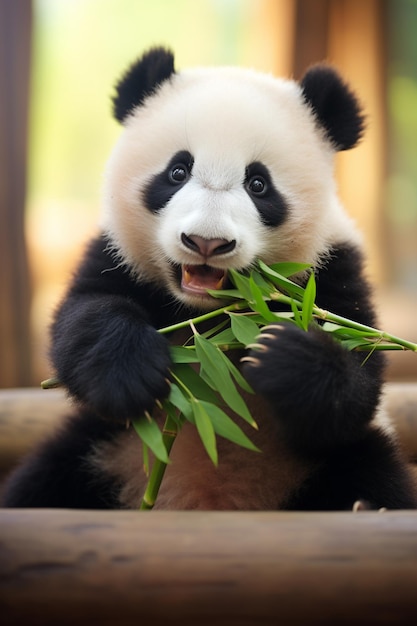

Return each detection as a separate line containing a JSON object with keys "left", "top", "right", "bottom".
{"left": 181, "top": 264, "right": 227, "bottom": 296}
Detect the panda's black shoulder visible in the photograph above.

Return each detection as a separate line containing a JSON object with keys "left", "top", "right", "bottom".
{"left": 315, "top": 242, "right": 378, "bottom": 328}
{"left": 64, "top": 234, "right": 181, "bottom": 327}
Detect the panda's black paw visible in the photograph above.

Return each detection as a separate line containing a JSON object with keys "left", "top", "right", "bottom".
{"left": 65, "top": 326, "right": 172, "bottom": 423}
{"left": 241, "top": 322, "right": 346, "bottom": 416}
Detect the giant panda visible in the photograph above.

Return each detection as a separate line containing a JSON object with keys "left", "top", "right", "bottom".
{"left": 3, "top": 47, "right": 416, "bottom": 510}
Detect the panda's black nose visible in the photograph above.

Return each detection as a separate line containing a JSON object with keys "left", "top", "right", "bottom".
{"left": 181, "top": 234, "right": 236, "bottom": 257}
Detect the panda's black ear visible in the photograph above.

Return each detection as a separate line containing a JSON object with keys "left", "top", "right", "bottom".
{"left": 113, "top": 47, "right": 175, "bottom": 123}
{"left": 300, "top": 64, "right": 365, "bottom": 151}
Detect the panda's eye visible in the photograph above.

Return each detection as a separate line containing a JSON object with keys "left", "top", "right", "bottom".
{"left": 168, "top": 163, "right": 190, "bottom": 185}
{"left": 247, "top": 175, "right": 267, "bottom": 196}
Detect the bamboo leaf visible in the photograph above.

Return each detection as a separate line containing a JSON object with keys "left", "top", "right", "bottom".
{"left": 228, "top": 269, "right": 254, "bottom": 301}
{"left": 301, "top": 272, "right": 316, "bottom": 331}
{"left": 267, "top": 261, "right": 311, "bottom": 277}
{"left": 210, "top": 327, "right": 240, "bottom": 347}
{"left": 340, "top": 338, "right": 374, "bottom": 351}
{"left": 248, "top": 274, "right": 277, "bottom": 321}
{"left": 250, "top": 269, "right": 275, "bottom": 296}
{"left": 132, "top": 417, "right": 170, "bottom": 464}
{"left": 229, "top": 313, "right": 260, "bottom": 346}
{"left": 168, "top": 383, "right": 193, "bottom": 420}
{"left": 290, "top": 299, "right": 303, "bottom": 328}
{"left": 194, "top": 334, "right": 231, "bottom": 386}
{"left": 216, "top": 347, "right": 254, "bottom": 394}
{"left": 191, "top": 398, "right": 218, "bottom": 465}
{"left": 201, "top": 319, "right": 230, "bottom": 340}
{"left": 171, "top": 363, "right": 219, "bottom": 404}
{"left": 200, "top": 401, "right": 260, "bottom": 452}
{"left": 194, "top": 334, "right": 255, "bottom": 426}
{"left": 258, "top": 259, "right": 305, "bottom": 298}
{"left": 321, "top": 322, "right": 381, "bottom": 340}
{"left": 170, "top": 346, "right": 199, "bottom": 363}
{"left": 206, "top": 288, "right": 243, "bottom": 300}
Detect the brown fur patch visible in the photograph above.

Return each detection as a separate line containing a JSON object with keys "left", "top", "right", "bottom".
{"left": 88, "top": 395, "right": 311, "bottom": 511}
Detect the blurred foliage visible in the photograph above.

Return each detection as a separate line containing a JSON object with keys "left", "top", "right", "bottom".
{"left": 386, "top": 0, "right": 417, "bottom": 288}
{"left": 28, "top": 0, "right": 256, "bottom": 213}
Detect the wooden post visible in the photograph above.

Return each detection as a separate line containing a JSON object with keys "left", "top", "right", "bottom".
{"left": 0, "top": 0, "right": 33, "bottom": 387}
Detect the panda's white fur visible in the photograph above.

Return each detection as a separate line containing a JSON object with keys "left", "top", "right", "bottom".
{"left": 102, "top": 66, "right": 360, "bottom": 309}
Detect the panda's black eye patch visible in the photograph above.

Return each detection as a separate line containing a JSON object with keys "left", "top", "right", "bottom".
{"left": 244, "top": 161, "right": 288, "bottom": 227}
{"left": 144, "top": 150, "right": 194, "bottom": 213}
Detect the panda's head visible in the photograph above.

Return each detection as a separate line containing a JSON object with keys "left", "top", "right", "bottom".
{"left": 102, "top": 47, "right": 364, "bottom": 309}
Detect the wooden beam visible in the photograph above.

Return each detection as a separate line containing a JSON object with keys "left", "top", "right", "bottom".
{"left": 1, "top": 509, "right": 417, "bottom": 625}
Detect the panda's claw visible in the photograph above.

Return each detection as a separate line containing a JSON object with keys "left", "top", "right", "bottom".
{"left": 352, "top": 499, "right": 387, "bottom": 512}
{"left": 240, "top": 355, "right": 261, "bottom": 367}
{"left": 352, "top": 499, "right": 370, "bottom": 512}
{"left": 255, "top": 333, "right": 276, "bottom": 342}
{"left": 260, "top": 324, "right": 285, "bottom": 333}
{"left": 246, "top": 342, "right": 269, "bottom": 352}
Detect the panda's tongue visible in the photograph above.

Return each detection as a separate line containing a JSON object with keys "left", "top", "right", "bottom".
{"left": 181, "top": 264, "right": 226, "bottom": 295}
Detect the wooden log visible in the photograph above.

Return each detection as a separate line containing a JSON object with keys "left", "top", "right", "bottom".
{"left": 0, "top": 388, "right": 69, "bottom": 476}
{"left": 0, "top": 509, "right": 417, "bottom": 626}
{"left": 1, "top": 383, "right": 417, "bottom": 477}
{"left": 383, "top": 383, "right": 417, "bottom": 459}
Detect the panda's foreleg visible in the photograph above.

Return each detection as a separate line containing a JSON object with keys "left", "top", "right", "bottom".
{"left": 242, "top": 321, "right": 383, "bottom": 451}
{"left": 50, "top": 291, "right": 172, "bottom": 422}
{"left": 1, "top": 411, "right": 122, "bottom": 508}
{"left": 242, "top": 322, "right": 416, "bottom": 509}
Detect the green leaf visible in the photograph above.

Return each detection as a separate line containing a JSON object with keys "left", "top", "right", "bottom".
{"left": 194, "top": 335, "right": 255, "bottom": 426}
{"left": 201, "top": 319, "right": 230, "bottom": 340}
{"left": 216, "top": 347, "right": 254, "bottom": 394}
{"left": 191, "top": 398, "right": 218, "bottom": 465}
{"left": 250, "top": 269, "right": 276, "bottom": 296}
{"left": 206, "top": 288, "right": 243, "bottom": 300}
{"left": 340, "top": 338, "right": 371, "bottom": 351}
{"left": 210, "top": 327, "right": 240, "bottom": 347}
{"left": 171, "top": 363, "right": 219, "bottom": 404}
{"left": 200, "top": 401, "right": 260, "bottom": 452}
{"left": 290, "top": 298, "right": 303, "bottom": 328}
{"left": 132, "top": 417, "right": 170, "bottom": 464}
{"left": 267, "top": 261, "right": 311, "bottom": 277}
{"left": 168, "top": 383, "right": 193, "bottom": 420}
{"left": 229, "top": 313, "right": 260, "bottom": 346}
{"left": 228, "top": 269, "right": 254, "bottom": 301}
{"left": 248, "top": 274, "right": 277, "bottom": 321}
{"left": 301, "top": 272, "right": 316, "bottom": 331}
{"left": 321, "top": 322, "right": 381, "bottom": 340}
{"left": 257, "top": 260, "right": 305, "bottom": 298}
{"left": 170, "top": 346, "right": 199, "bottom": 363}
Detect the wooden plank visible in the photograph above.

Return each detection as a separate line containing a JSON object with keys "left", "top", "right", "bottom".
{"left": 0, "top": 509, "right": 417, "bottom": 625}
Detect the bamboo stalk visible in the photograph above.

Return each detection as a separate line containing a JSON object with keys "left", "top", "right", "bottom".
{"left": 139, "top": 411, "right": 179, "bottom": 510}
